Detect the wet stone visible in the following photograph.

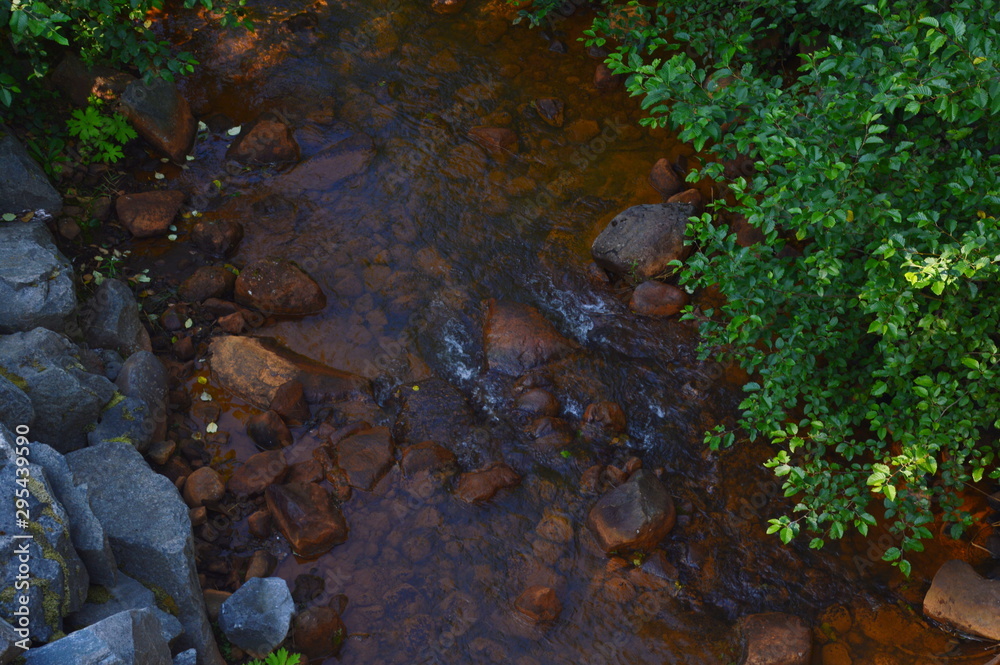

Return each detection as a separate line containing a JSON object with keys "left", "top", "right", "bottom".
{"left": 191, "top": 217, "right": 244, "bottom": 257}
{"left": 515, "top": 586, "right": 561, "bottom": 624}
{"left": 178, "top": 266, "right": 235, "bottom": 303}
{"left": 265, "top": 481, "right": 349, "bottom": 558}
{"left": 269, "top": 379, "right": 310, "bottom": 425}
{"left": 535, "top": 98, "right": 565, "bottom": 127}
{"left": 115, "top": 190, "right": 184, "bottom": 238}
{"left": 248, "top": 510, "right": 272, "bottom": 538}
{"left": 738, "top": 612, "right": 812, "bottom": 665}
{"left": 247, "top": 410, "right": 293, "bottom": 450}
{"left": 513, "top": 389, "right": 559, "bottom": 418}
{"left": 228, "top": 450, "right": 288, "bottom": 497}
{"left": 182, "top": 466, "right": 225, "bottom": 507}
{"left": 226, "top": 112, "right": 300, "bottom": 165}
{"left": 649, "top": 158, "right": 682, "bottom": 198}
{"left": 335, "top": 426, "right": 395, "bottom": 491}
{"left": 235, "top": 258, "right": 326, "bottom": 316}
{"left": 400, "top": 441, "right": 458, "bottom": 478}
{"left": 629, "top": 281, "right": 689, "bottom": 318}
{"left": 293, "top": 606, "right": 347, "bottom": 660}
{"left": 483, "top": 299, "right": 576, "bottom": 376}
{"left": 924, "top": 559, "right": 1000, "bottom": 641}
{"left": 591, "top": 203, "right": 694, "bottom": 282}
{"left": 587, "top": 469, "right": 675, "bottom": 553}
{"left": 455, "top": 463, "right": 521, "bottom": 503}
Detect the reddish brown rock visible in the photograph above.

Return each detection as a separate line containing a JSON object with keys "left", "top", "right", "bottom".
{"left": 115, "top": 190, "right": 184, "bottom": 238}
{"left": 484, "top": 300, "right": 576, "bottom": 376}
{"left": 738, "top": 612, "right": 812, "bottom": 665}
{"left": 209, "top": 335, "right": 370, "bottom": 410}
{"left": 649, "top": 158, "right": 682, "bottom": 198}
{"left": 287, "top": 459, "right": 324, "bottom": 485}
{"left": 293, "top": 606, "right": 347, "bottom": 659}
{"left": 172, "top": 335, "right": 196, "bottom": 361}
{"left": 247, "top": 509, "right": 273, "bottom": 538}
{"left": 514, "top": 389, "right": 559, "bottom": 418}
{"left": 247, "top": 410, "right": 293, "bottom": 450}
{"left": 431, "top": 0, "right": 466, "bottom": 13}
{"left": 265, "top": 482, "right": 349, "bottom": 558}
{"left": 400, "top": 441, "right": 457, "bottom": 478}
{"left": 530, "top": 417, "right": 573, "bottom": 449}
{"left": 468, "top": 127, "right": 518, "bottom": 157}
{"left": 587, "top": 470, "right": 675, "bottom": 553}
{"left": 535, "top": 98, "right": 564, "bottom": 128}
{"left": 583, "top": 402, "right": 627, "bottom": 433}
{"left": 217, "top": 311, "right": 247, "bottom": 334}
{"left": 335, "top": 426, "right": 395, "bottom": 491}
{"left": 580, "top": 465, "right": 604, "bottom": 493}
{"left": 178, "top": 266, "right": 236, "bottom": 303}
{"left": 565, "top": 119, "right": 599, "bottom": 143}
{"left": 119, "top": 77, "right": 196, "bottom": 162}
{"left": 924, "top": 559, "right": 1000, "bottom": 641}
{"left": 235, "top": 258, "right": 326, "bottom": 316}
{"left": 203, "top": 589, "right": 232, "bottom": 623}
{"left": 244, "top": 550, "right": 277, "bottom": 581}
{"left": 269, "top": 380, "right": 310, "bottom": 425}
{"left": 629, "top": 281, "right": 689, "bottom": 318}
{"left": 455, "top": 463, "right": 520, "bottom": 503}
{"left": 227, "top": 450, "right": 288, "bottom": 497}
{"left": 667, "top": 188, "right": 705, "bottom": 216}
{"left": 515, "top": 586, "right": 561, "bottom": 623}
{"left": 182, "top": 466, "right": 225, "bottom": 507}
{"left": 191, "top": 217, "right": 244, "bottom": 257}
{"left": 226, "top": 112, "right": 300, "bottom": 165}
{"left": 189, "top": 506, "right": 207, "bottom": 527}
{"left": 731, "top": 214, "right": 765, "bottom": 248}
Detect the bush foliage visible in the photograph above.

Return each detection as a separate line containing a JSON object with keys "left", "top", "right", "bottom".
{"left": 523, "top": 0, "right": 1000, "bottom": 570}
{"left": 0, "top": 0, "right": 251, "bottom": 107}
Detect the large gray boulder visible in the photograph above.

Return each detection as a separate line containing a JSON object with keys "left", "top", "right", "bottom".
{"left": 0, "top": 328, "right": 117, "bottom": 451}
{"left": 113, "top": 350, "right": 168, "bottom": 444}
{"left": 0, "top": 219, "right": 75, "bottom": 334}
{"left": 218, "top": 577, "right": 294, "bottom": 658}
{"left": 88, "top": 395, "right": 155, "bottom": 453}
{"left": 80, "top": 279, "right": 151, "bottom": 358}
{"left": 24, "top": 608, "right": 172, "bottom": 665}
{"left": 67, "top": 442, "right": 224, "bottom": 665}
{"left": 29, "top": 442, "right": 117, "bottom": 585}
{"left": 0, "top": 374, "right": 34, "bottom": 432}
{"left": 591, "top": 203, "right": 694, "bottom": 281}
{"left": 67, "top": 572, "right": 183, "bottom": 647}
{"left": 0, "top": 426, "right": 89, "bottom": 642}
{"left": 0, "top": 126, "right": 62, "bottom": 216}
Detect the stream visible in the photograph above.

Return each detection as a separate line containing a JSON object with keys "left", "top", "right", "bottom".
{"left": 123, "top": 0, "right": 1000, "bottom": 663}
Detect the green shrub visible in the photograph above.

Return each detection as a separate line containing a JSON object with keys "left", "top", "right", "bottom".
{"left": 246, "top": 648, "right": 302, "bottom": 665}
{"left": 66, "top": 96, "right": 136, "bottom": 163}
{"left": 0, "top": 0, "right": 252, "bottom": 107}
{"left": 522, "top": 0, "right": 1000, "bottom": 570}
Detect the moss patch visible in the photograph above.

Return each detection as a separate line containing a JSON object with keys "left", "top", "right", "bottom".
{"left": 103, "top": 391, "right": 126, "bottom": 411}
{"left": 0, "top": 366, "right": 28, "bottom": 391}
{"left": 85, "top": 585, "right": 112, "bottom": 605}
{"left": 141, "top": 581, "right": 180, "bottom": 616}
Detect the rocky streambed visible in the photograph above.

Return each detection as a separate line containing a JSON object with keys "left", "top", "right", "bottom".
{"left": 3, "top": 1, "right": 1000, "bottom": 664}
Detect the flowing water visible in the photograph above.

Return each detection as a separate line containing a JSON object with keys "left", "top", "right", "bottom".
{"left": 129, "top": 0, "right": 1000, "bottom": 663}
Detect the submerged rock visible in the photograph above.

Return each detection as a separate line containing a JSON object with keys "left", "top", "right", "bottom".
{"left": 208, "top": 335, "right": 369, "bottom": 410}
{"left": 455, "top": 463, "right": 520, "bottom": 503}
{"left": 629, "top": 281, "right": 689, "bottom": 317}
{"left": 227, "top": 450, "right": 288, "bottom": 497}
{"left": 924, "top": 559, "right": 1000, "bottom": 641}
{"left": 190, "top": 217, "right": 244, "bottom": 257}
{"left": 218, "top": 577, "right": 294, "bottom": 659}
{"left": 292, "top": 606, "right": 346, "bottom": 660}
{"left": 738, "top": 612, "right": 812, "bottom": 665}
{"left": 265, "top": 482, "right": 348, "bottom": 558}
{"left": 226, "top": 112, "right": 300, "bottom": 165}
{"left": 278, "top": 132, "right": 374, "bottom": 192}
{"left": 591, "top": 203, "right": 694, "bottom": 281}
{"left": 587, "top": 469, "right": 675, "bottom": 553}
{"left": 234, "top": 258, "right": 326, "bottom": 316}
{"left": 24, "top": 608, "right": 172, "bottom": 665}
{"left": 515, "top": 586, "right": 561, "bottom": 624}
{"left": 335, "top": 426, "right": 395, "bottom": 491}
{"left": 483, "top": 300, "right": 576, "bottom": 376}
{"left": 0, "top": 218, "right": 75, "bottom": 334}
